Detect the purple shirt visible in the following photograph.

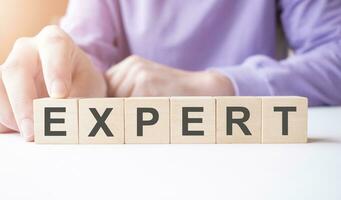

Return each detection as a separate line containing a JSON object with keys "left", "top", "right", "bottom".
{"left": 60, "top": 0, "right": 341, "bottom": 106}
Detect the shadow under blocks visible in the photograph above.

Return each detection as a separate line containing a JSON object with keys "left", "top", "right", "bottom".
{"left": 33, "top": 96, "right": 308, "bottom": 144}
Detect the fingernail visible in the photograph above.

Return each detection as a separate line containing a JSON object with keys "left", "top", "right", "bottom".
{"left": 51, "top": 80, "right": 67, "bottom": 98}
{"left": 20, "top": 118, "right": 34, "bottom": 142}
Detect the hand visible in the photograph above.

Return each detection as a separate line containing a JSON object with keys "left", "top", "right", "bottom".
{"left": 0, "top": 123, "right": 13, "bottom": 133}
{"left": 106, "top": 55, "right": 235, "bottom": 97}
{"left": 0, "top": 25, "right": 107, "bottom": 141}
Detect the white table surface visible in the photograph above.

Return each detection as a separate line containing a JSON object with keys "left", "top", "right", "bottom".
{"left": 0, "top": 107, "right": 340, "bottom": 200}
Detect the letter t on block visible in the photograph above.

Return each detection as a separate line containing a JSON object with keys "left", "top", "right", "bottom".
{"left": 262, "top": 97, "right": 308, "bottom": 143}
{"left": 34, "top": 98, "right": 79, "bottom": 144}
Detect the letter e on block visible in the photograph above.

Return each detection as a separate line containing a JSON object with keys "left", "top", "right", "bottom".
{"left": 170, "top": 97, "right": 215, "bottom": 144}
{"left": 262, "top": 97, "right": 308, "bottom": 143}
{"left": 216, "top": 97, "right": 262, "bottom": 143}
{"left": 33, "top": 98, "right": 79, "bottom": 144}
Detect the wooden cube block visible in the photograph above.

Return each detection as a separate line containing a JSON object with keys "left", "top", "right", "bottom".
{"left": 216, "top": 97, "right": 262, "bottom": 143}
{"left": 170, "top": 97, "right": 215, "bottom": 144}
{"left": 125, "top": 97, "right": 169, "bottom": 144}
{"left": 34, "top": 98, "right": 78, "bottom": 144}
{"left": 262, "top": 97, "right": 308, "bottom": 143}
{"left": 78, "top": 98, "right": 124, "bottom": 144}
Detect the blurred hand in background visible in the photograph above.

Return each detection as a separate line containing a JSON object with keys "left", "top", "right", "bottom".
{"left": 106, "top": 55, "right": 234, "bottom": 97}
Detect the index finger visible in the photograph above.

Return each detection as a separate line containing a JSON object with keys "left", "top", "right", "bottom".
{"left": 35, "top": 25, "right": 75, "bottom": 98}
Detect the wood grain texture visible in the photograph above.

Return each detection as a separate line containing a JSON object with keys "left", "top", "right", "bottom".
{"left": 170, "top": 97, "right": 215, "bottom": 144}
{"left": 33, "top": 96, "right": 308, "bottom": 144}
{"left": 216, "top": 97, "right": 262, "bottom": 143}
{"left": 262, "top": 97, "right": 308, "bottom": 143}
{"left": 125, "top": 97, "right": 170, "bottom": 144}
{"left": 79, "top": 98, "right": 124, "bottom": 144}
{"left": 34, "top": 98, "right": 78, "bottom": 144}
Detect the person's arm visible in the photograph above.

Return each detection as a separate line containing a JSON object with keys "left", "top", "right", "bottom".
{"left": 212, "top": 0, "right": 341, "bottom": 106}
{"left": 60, "top": 0, "right": 123, "bottom": 71}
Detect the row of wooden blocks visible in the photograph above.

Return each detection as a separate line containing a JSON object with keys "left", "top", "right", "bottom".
{"left": 33, "top": 96, "right": 308, "bottom": 144}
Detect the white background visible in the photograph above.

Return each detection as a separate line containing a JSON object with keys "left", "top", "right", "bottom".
{"left": 0, "top": 107, "right": 340, "bottom": 200}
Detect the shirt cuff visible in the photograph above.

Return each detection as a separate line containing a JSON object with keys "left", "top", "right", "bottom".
{"left": 209, "top": 64, "right": 273, "bottom": 96}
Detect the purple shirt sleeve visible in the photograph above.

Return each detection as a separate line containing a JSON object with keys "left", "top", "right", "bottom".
{"left": 60, "top": 0, "right": 341, "bottom": 106}
{"left": 59, "top": 0, "right": 119, "bottom": 71}
{"left": 214, "top": 0, "right": 341, "bottom": 106}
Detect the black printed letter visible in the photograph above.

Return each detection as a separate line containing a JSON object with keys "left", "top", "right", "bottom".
{"left": 89, "top": 108, "right": 113, "bottom": 137}
{"left": 226, "top": 107, "right": 251, "bottom": 135}
{"left": 273, "top": 106, "right": 297, "bottom": 135}
{"left": 45, "top": 107, "right": 66, "bottom": 136}
{"left": 137, "top": 108, "right": 159, "bottom": 136}
{"left": 182, "top": 107, "right": 204, "bottom": 136}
